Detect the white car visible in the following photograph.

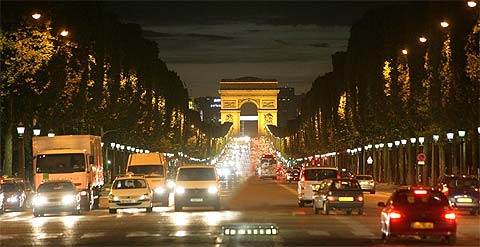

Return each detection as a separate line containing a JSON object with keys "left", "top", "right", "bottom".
{"left": 298, "top": 166, "right": 339, "bottom": 207}
{"left": 108, "top": 175, "right": 153, "bottom": 213}
{"left": 174, "top": 165, "right": 220, "bottom": 212}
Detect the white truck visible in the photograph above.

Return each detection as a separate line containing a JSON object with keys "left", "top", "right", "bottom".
{"left": 32, "top": 135, "right": 104, "bottom": 210}
{"left": 126, "top": 153, "right": 169, "bottom": 206}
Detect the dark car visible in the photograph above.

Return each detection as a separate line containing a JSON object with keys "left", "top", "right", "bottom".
{"left": 312, "top": 178, "right": 364, "bottom": 215}
{"left": 437, "top": 175, "right": 479, "bottom": 215}
{"left": 378, "top": 187, "right": 457, "bottom": 245}
{"left": 286, "top": 167, "right": 300, "bottom": 183}
{"left": 32, "top": 180, "right": 81, "bottom": 217}
{"left": 2, "top": 182, "right": 27, "bottom": 211}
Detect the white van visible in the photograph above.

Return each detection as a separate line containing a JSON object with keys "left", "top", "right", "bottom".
{"left": 297, "top": 166, "right": 339, "bottom": 207}
{"left": 126, "top": 153, "right": 169, "bottom": 205}
{"left": 174, "top": 165, "right": 220, "bottom": 212}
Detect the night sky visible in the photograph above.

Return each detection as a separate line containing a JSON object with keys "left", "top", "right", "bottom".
{"left": 106, "top": 1, "right": 386, "bottom": 97}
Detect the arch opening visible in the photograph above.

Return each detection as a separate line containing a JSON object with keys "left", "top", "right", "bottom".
{"left": 240, "top": 102, "right": 258, "bottom": 137}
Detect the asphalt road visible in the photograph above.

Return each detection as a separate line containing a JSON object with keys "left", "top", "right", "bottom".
{"left": 1, "top": 176, "right": 479, "bottom": 247}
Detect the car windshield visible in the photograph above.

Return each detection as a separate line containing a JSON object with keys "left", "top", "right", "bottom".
{"left": 393, "top": 191, "right": 449, "bottom": 207}
{"left": 2, "top": 183, "right": 20, "bottom": 192}
{"left": 127, "top": 165, "right": 164, "bottom": 176}
{"left": 355, "top": 175, "right": 373, "bottom": 180}
{"left": 177, "top": 168, "right": 216, "bottom": 181}
{"left": 449, "top": 178, "right": 479, "bottom": 189}
{"left": 331, "top": 180, "right": 361, "bottom": 190}
{"left": 38, "top": 182, "right": 75, "bottom": 193}
{"left": 36, "top": 154, "right": 85, "bottom": 173}
{"left": 304, "top": 169, "right": 337, "bottom": 181}
{"left": 113, "top": 179, "right": 147, "bottom": 189}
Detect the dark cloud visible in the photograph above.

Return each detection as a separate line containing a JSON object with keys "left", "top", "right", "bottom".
{"left": 143, "top": 29, "right": 235, "bottom": 41}
{"left": 273, "top": 39, "right": 289, "bottom": 45}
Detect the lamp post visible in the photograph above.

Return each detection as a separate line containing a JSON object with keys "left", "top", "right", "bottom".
{"left": 110, "top": 142, "right": 116, "bottom": 181}
{"left": 432, "top": 134, "right": 439, "bottom": 185}
{"left": 447, "top": 132, "right": 454, "bottom": 174}
{"left": 394, "top": 140, "right": 400, "bottom": 184}
{"left": 410, "top": 138, "right": 417, "bottom": 185}
{"left": 387, "top": 142, "right": 393, "bottom": 182}
{"left": 16, "top": 122, "right": 26, "bottom": 179}
{"left": 458, "top": 130, "right": 466, "bottom": 174}
{"left": 401, "top": 139, "right": 407, "bottom": 184}
{"left": 379, "top": 143, "right": 385, "bottom": 181}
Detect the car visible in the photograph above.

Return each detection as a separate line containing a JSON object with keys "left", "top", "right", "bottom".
{"left": 312, "top": 178, "right": 364, "bottom": 215}
{"left": 1, "top": 181, "right": 27, "bottom": 211}
{"left": 32, "top": 180, "right": 81, "bottom": 217}
{"left": 286, "top": 167, "right": 300, "bottom": 183}
{"left": 437, "top": 175, "right": 479, "bottom": 215}
{"left": 2, "top": 178, "right": 34, "bottom": 208}
{"left": 297, "top": 166, "right": 339, "bottom": 207}
{"left": 378, "top": 187, "right": 457, "bottom": 245}
{"left": 355, "top": 174, "right": 376, "bottom": 194}
{"left": 108, "top": 175, "right": 153, "bottom": 214}
{"left": 174, "top": 164, "right": 220, "bottom": 212}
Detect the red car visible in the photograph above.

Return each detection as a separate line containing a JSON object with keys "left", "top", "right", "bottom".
{"left": 378, "top": 187, "right": 457, "bottom": 245}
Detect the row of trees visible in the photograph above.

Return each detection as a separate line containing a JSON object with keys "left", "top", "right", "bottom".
{"left": 0, "top": 2, "right": 190, "bottom": 177}
{"left": 274, "top": 2, "right": 479, "bottom": 182}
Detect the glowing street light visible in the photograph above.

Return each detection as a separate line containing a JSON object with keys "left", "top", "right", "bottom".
{"left": 402, "top": 49, "right": 408, "bottom": 55}
{"left": 467, "top": 1, "right": 477, "bottom": 8}
{"left": 433, "top": 134, "right": 439, "bottom": 143}
{"left": 440, "top": 21, "right": 449, "bottom": 28}
{"left": 394, "top": 140, "right": 400, "bottom": 146}
{"left": 32, "top": 13, "right": 41, "bottom": 20}
{"left": 47, "top": 129, "right": 55, "bottom": 137}
{"left": 60, "top": 30, "right": 69, "bottom": 37}
{"left": 401, "top": 139, "right": 407, "bottom": 145}
{"left": 418, "top": 137, "right": 425, "bottom": 146}
{"left": 419, "top": 36, "right": 427, "bottom": 43}
{"left": 110, "top": 142, "right": 116, "bottom": 149}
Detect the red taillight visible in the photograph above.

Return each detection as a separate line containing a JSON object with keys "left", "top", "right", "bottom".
{"left": 414, "top": 190, "right": 427, "bottom": 195}
{"left": 444, "top": 212, "right": 456, "bottom": 220}
{"left": 357, "top": 196, "right": 364, "bottom": 202}
{"left": 337, "top": 174, "right": 341, "bottom": 179}
{"left": 442, "top": 186, "right": 449, "bottom": 194}
{"left": 300, "top": 174, "right": 305, "bottom": 182}
{"left": 389, "top": 211, "right": 402, "bottom": 219}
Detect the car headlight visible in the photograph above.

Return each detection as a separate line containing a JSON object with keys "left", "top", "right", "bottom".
{"left": 208, "top": 186, "right": 218, "bottom": 194}
{"left": 109, "top": 194, "right": 119, "bottom": 201}
{"left": 154, "top": 187, "right": 165, "bottom": 194}
{"left": 33, "top": 196, "right": 47, "bottom": 206}
{"left": 176, "top": 186, "right": 185, "bottom": 194}
{"left": 167, "top": 180, "right": 175, "bottom": 189}
{"left": 139, "top": 193, "right": 150, "bottom": 201}
{"left": 62, "top": 195, "right": 75, "bottom": 205}
{"left": 7, "top": 195, "right": 18, "bottom": 203}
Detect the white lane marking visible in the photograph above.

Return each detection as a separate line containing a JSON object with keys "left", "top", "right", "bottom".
{"left": 307, "top": 230, "right": 330, "bottom": 236}
{"left": 98, "top": 214, "right": 115, "bottom": 218}
{"left": 80, "top": 232, "right": 106, "bottom": 239}
{"left": 277, "top": 183, "right": 297, "bottom": 196}
{"left": 126, "top": 231, "right": 161, "bottom": 237}
{"left": 36, "top": 233, "right": 64, "bottom": 239}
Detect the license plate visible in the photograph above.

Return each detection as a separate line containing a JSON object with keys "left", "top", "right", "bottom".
{"left": 338, "top": 197, "right": 354, "bottom": 202}
{"left": 360, "top": 181, "right": 368, "bottom": 185}
{"left": 190, "top": 198, "right": 203, "bottom": 202}
{"left": 457, "top": 198, "right": 472, "bottom": 203}
{"left": 121, "top": 200, "right": 135, "bottom": 203}
{"left": 411, "top": 222, "right": 434, "bottom": 229}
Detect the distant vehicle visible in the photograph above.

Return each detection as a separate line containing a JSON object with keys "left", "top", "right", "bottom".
{"left": 378, "top": 187, "right": 457, "bottom": 245}
{"left": 1, "top": 181, "right": 27, "bottom": 211}
{"left": 126, "top": 153, "right": 169, "bottom": 206}
{"left": 174, "top": 165, "right": 220, "bottom": 212}
{"left": 259, "top": 154, "right": 277, "bottom": 179}
{"left": 355, "top": 175, "right": 376, "bottom": 194}
{"left": 32, "top": 180, "right": 81, "bottom": 217}
{"left": 32, "top": 135, "right": 104, "bottom": 211}
{"left": 286, "top": 167, "right": 300, "bottom": 183}
{"left": 298, "top": 167, "right": 339, "bottom": 207}
{"left": 312, "top": 178, "right": 364, "bottom": 215}
{"left": 437, "top": 175, "right": 479, "bottom": 215}
{"left": 1, "top": 177, "right": 34, "bottom": 207}
{"left": 108, "top": 175, "right": 153, "bottom": 214}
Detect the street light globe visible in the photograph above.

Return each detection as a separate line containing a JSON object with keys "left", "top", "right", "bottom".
{"left": 458, "top": 130, "right": 466, "bottom": 138}
{"left": 367, "top": 144, "right": 372, "bottom": 149}
{"left": 357, "top": 147, "right": 362, "bottom": 152}
{"left": 418, "top": 137, "right": 425, "bottom": 145}
{"left": 394, "top": 140, "right": 400, "bottom": 146}
{"left": 402, "top": 49, "right": 408, "bottom": 55}
{"left": 60, "top": 30, "right": 69, "bottom": 37}
{"left": 101, "top": 142, "right": 104, "bottom": 147}
{"left": 433, "top": 135, "right": 440, "bottom": 142}
{"left": 446, "top": 132, "right": 454, "bottom": 140}
{"left": 115, "top": 143, "right": 120, "bottom": 149}
{"left": 47, "top": 130, "right": 55, "bottom": 137}
{"left": 410, "top": 138, "right": 417, "bottom": 144}
{"left": 375, "top": 144, "right": 379, "bottom": 149}
{"left": 440, "top": 21, "right": 449, "bottom": 28}
{"left": 467, "top": 1, "right": 477, "bottom": 7}
{"left": 120, "top": 145, "right": 125, "bottom": 150}
{"left": 387, "top": 143, "right": 393, "bottom": 148}
{"left": 126, "top": 146, "right": 131, "bottom": 151}
{"left": 379, "top": 143, "right": 385, "bottom": 149}
{"left": 419, "top": 36, "right": 427, "bottom": 43}
{"left": 33, "top": 126, "right": 41, "bottom": 136}
{"left": 110, "top": 142, "right": 116, "bottom": 149}
{"left": 17, "top": 122, "right": 26, "bottom": 136}
{"left": 32, "top": 13, "right": 41, "bottom": 20}
{"left": 478, "top": 126, "right": 480, "bottom": 134}
{"left": 401, "top": 139, "right": 407, "bottom": 145}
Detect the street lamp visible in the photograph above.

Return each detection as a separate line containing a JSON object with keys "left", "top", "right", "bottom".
{"left": 419, "top": 36, "right": 427, "bottom": 43}
{"left": 60, "top": 30, "right": 69, "bottom": 37}
{"left": 47, "top": 129, "right": 55, "bottom": 137}
{"left": 387, "top": 143, "right": 393, "bottom": 149}
{"left": 410, "top": 137, "right": 417, "bottom": 144}
{"left": 467, "top": 1, "right": 477, "bottom": 8}
{"left": 33, "top": 124, "right": 41, "bottom": 136}
{"left": 432, "top": 134, "right": 440, "bottom": 185}
{"left": 110, "top": 142, "right": 116, "bottom": 149}
{"left": 433, "top": 134, "right": 439, "bottom": 142}
{"left": 419, "top": 137, "right": 425, "bottom": 146}
{"left": 401, "top": 139, "right": 407, "bottom": 145}
{"left": 440, "top": 21, "right": 449, "bottom": 28}
{"left": 402, "top": 49, "right": 408, "bottom": 55}
{"left": 446, "top": 132, "right": 454, "bottom": 142}
{"left": 32, "top": 13, "right": 41, "bottom": 20}
{"left": 16, "top": 122, "right": 26, "bottom": 179}
{"left": 458, "top": 130, "right": 466, "bottom": 174}
{"left": 126, "top": 146, "right": 131, "bottom": 152}
{"left": 115, "top": 143, "right": 120, "bottom": 150}
{"left": 379, "top": 143, "right": 385, "bottom": 149}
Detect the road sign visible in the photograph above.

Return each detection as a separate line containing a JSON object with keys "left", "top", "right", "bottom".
{"left": 367, "top": 156, "right": 373, "bottom": 165}
{"left": 417, "top": 153, "right": 426, "bottom": 162}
